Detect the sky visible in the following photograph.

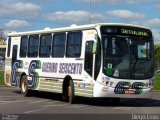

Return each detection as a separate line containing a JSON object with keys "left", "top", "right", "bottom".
{"left": 0, "top": 0, "right": 160, "bottom": 43}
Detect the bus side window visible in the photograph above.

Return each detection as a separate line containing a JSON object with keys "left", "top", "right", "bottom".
{"left": 28, "top": 35, "right": 39, "bottom": 57}
{"left": 84, "top": 41, "right": 93, "bottom": 76}
{"left": 66, "top": 31, "right": 82, "bottom": 57}
{"left": 20, "top": 36, "right": 28, "bottom": 57}
{"left": 39, "top": 34, "right": 52, "bottom": 57}
{"left": 52, "top": 33, "right": 66, "bottom": 57}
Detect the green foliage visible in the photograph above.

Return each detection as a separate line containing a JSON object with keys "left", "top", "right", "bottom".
{"left": 154, "top": 44, "right": 160, "bottom": 70}
{"left": 154, "top": 73, "right": 160, "bottom": 90}
{"left": 155, "top": 44, "right": 160, "bottom": 61}
{"left": 0, "top": 71, "right": 4, "bottom": 85}
{"left": 154, "top": 44, "right": 160, "bottom": 91}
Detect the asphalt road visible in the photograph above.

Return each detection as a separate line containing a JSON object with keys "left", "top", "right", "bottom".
{"left": 0, "top": 87, "right": 160, "bottom": 115}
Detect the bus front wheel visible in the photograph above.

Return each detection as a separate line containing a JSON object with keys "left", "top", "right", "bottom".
{"left": 111, "top": 98, "right": 120, "bottom": 104}
{"left": 62, "top": 79, "right": 75, "bottom": 104}
{"left": 68, "top": 80, "right": 75, "bottom": 104}
{"left": 21, "top": 75, "right": 30, "bottom": 97}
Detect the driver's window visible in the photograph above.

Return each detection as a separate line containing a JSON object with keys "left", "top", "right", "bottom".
{"left": 138, "top": 43, "right": 149, "bottom": 59}
{"left": 104, "top": 38, "right": 115, "bottom": 57}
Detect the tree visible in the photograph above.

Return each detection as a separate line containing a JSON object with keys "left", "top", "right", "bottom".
{"left": 155, "top": 44, "right": 160, "bottom": 70}
{"left": 0, "top": 38, "right": 6, "bottom": 57}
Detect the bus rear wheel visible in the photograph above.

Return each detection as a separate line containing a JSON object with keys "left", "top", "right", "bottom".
{"left": 21, "top": 75, "right": 30, "bottom": 97}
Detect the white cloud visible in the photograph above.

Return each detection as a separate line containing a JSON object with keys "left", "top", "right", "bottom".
{"left": 45, "top": 11, "right": 106, "bottom": 24}
{"left": 145, "top": 18, "right": 160, "bottom": 27}
{"left": 125, "top": 0, "right": 150, "bottom": 4}
{"left": 5, "top": 19, "right": 31, "bottom": 30}
{"left": 44, "top": 27, "right": 51, "bottom": 30}
{"left": 76, "top": 0, "right": 124, "bottom": 4}
{"left": 107, "top": 10, "right": 145, "bottom": 20}
{"left": 75, "top": 0, "right": 159, "bottom": 4}
{"left": 0, "top": 2, "right": 41, "bottom": 17}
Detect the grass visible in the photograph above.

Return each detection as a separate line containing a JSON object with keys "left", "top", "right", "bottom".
{"left": 0, "top": 70, "right": 5, "bottom": 86}
{"left": 154, "top": 72, "right": 160, "bottom": 91}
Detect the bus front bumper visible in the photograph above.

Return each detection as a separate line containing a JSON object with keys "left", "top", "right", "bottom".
{"left": 93, "top": 82, "right": 153, "bottom": 99}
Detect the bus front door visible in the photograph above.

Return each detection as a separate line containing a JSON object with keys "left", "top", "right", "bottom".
{"left": 11, "top": 45, "right": 19, "bottom": 86}
{"left": 84, "top": 41, "right": 95, "bottom": 78}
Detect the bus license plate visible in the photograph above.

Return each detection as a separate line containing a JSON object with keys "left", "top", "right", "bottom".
{"left": 124, "top": 89, "right": 135, "bottom": 94}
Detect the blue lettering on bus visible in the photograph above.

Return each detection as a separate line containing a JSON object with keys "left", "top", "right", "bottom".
{"left": 11, "top": 60, "right": 23, "bottom": 86}
{"left": 59, "top": 63, "right": 83, "bottom": 75}
{"left": 28, "top": 60, "right": 41, "bottom": 89}
{"left": 42, "top": 62, "right": 83, "bottom": 75}
{"left": 42, "top": 62, "right": 58, "bottom": 73}
{"left": 71, "top": 63, "right": 76, "bottom": 74}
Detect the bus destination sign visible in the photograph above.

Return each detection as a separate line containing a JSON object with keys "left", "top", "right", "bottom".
{"left": 101, "top": 26, "right": 152, "bottom": 38}
{"left": 121, "top": 29, "right": 148, "bottom": 37}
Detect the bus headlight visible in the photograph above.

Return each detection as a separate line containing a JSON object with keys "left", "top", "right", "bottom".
{"left": 145, "top": 82, "right": 154, "bottom": 88}
{"left": 145, "top": 83, "right": 149, "bottom": 88}
{"left": 109, "top": 81, "right": 114, "bottom": 86}
{"left": 100, "top": 80, "right": 114, "bottom": 87}
{"left": 101, "top": 80, "right": 109, "bottom": 86}
{"left": 141, "top": 83, "right": 151, "bottom": 89}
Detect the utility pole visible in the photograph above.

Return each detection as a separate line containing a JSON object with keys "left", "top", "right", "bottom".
{"left": 89, "top": 0, "right": 91, "bottom": 24}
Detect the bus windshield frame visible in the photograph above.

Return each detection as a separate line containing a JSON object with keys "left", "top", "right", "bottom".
{"left": 101, "top": 26, "right": 154, "bottom": 80}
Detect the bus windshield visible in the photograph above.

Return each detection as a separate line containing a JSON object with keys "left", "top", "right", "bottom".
{"left": 102, "top": 36, "right": 154, "bottom": 79}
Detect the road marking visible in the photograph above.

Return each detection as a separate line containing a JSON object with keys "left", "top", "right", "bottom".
{"left": 42, "top": 104, "right": 68, "bottom": 108}
{"left": 0, "top": 96, "right": 22, "bottom": 97}
{"left": 0, "top": 101, "right": 11, "bottom": 103}
{"left": 12, "top": 100, "right": 33, "bottom": 103}
{"left": 66, "top": 105, "right": 86, "bottom": 108}
{"left": 45, "top": 101, "right": 60, "bottom": 104}
{"left": 29, "top": 100, "right": 49, "bottom": 104}
{"left": 0, "top": 100, "right": 33, "bottom": 104}
{"left": 113, "top": 107, "right": 134, "bottom": 111}
{"left": 41, "top": 101, "right": 68, "bottom": 108}
{"left": 0, "top": 101, "right": 14, "bottom": 105}
{"left": 24, "top": 108, "right": 49, "bottom": 114}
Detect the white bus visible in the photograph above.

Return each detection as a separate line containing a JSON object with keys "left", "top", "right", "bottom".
{"left": 5, "top": 23, "right": 154, "bottom": 103}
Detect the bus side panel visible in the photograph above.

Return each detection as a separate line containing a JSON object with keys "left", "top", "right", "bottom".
{"left": 5, "top": 37, "right": 21, "bottom": 87}
{"left": 5, "top": 37, "right": 12, "bottom": 86}
{"left": 5, "top": 58, "right": 12, "bottom": 86}
{"left": 38, "top": 78, "right": 63, "bottom": 93}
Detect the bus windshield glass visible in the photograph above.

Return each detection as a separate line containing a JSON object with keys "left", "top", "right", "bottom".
{"left": 101, "top": 26, "right": 154, "bottom": 79}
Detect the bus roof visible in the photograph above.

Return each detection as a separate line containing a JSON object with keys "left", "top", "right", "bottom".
{"left": 8, "top": 23, "right": 151, "bottom": 37}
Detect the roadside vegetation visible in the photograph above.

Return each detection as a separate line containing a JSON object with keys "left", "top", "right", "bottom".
{"left": 0, "top": 70, "right": 5, "bottom": 86}
{"left": 154, "top": 73, "right": 160, "bottom": 91}
{"left": 154, "top": 44, "right": 160, "bottom": 91}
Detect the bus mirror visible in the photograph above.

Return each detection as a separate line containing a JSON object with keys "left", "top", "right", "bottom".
{"left": 92, "top": 41, "right": 97, "bottom": 54}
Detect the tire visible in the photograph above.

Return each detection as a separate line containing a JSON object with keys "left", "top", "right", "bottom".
{"left": 21, "top": 75, "right": 30, "bottom": 97}
{"left": 68, "top": 80, "right": 75, "bottom": 104}
{"left": 111, "top": 98, "right": 120, "bottom": 104}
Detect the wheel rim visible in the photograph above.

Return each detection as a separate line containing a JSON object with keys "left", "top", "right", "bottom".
{"left": 22, "top": 80, "right": 26, "bottom": 93}
{"left": 68, "top": 85, "right": 71, "bottom": 99}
